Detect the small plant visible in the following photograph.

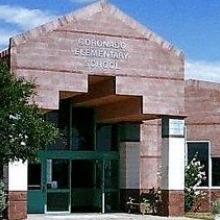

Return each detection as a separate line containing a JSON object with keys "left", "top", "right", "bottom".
{"left": 0, "top": 179, "right": 6, "bottom": 218}
{"left": 126, "top": 197, "right": 136, "bottom": 213}
{"left": 140, "top": 188, "right": 161, "bottom": 214}
{"left": 212, "top": 199, "right": 220, "bottom": 215}
{"left": 127, "top": 196, "right": 135, "bottom": 204}
{"left": 185, "top": 153, "right": 206, "bottom": 212}
{"left": 140, "top": 198, "right": 150, "bottom": 215}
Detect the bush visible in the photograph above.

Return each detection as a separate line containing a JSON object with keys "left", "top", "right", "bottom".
{"left": 0, "top": 180, "right": 6, "bottom": 217}
{"left": 185, "top": 153, "right": 206, "bottom": 212}
{"left": 212, "top": 199, "right": 220, "bottom": 215}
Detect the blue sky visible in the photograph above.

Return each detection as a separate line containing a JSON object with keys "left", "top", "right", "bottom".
{"left": 0, "top": 0, "right": 220, "bottom": 82}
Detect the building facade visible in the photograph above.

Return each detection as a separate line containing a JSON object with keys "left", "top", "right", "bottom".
{"left": 0, "top": 1, "right": 219, "bottom": 220}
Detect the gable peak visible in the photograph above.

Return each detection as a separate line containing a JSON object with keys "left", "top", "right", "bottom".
{"left": 10, "top": 1, "right": 183, "bottom": 58}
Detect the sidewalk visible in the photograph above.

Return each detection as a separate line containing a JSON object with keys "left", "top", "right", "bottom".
{"left": 27, "top": 213, "right": 199, "bottom": 220}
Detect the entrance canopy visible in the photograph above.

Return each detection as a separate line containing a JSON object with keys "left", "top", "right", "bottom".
{"left": 69, "top": 75, "right": 158, "bottom": 123}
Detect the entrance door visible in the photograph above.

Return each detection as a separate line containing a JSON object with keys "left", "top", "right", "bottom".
{"left": 45, "top": 159, "right": 71, "bottom": 213}
{"left": 37, "top": 152, "right": 119, "bottom": 214}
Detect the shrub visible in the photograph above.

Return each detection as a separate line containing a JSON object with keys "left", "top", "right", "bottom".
{"left": 185, "top": 153, "right": 206, "bottom": 212}
{"left": 212, "top": 199, "right": 220, "bottom": 215}
{"left": 0, "top": 180, "right": 6, "bottom": 217}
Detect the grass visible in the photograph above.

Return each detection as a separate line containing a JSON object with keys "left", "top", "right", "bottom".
{"left": 185, "top": 212, "right": 215, "bottom": 220}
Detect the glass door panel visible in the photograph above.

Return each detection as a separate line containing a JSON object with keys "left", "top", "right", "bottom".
{"left": 104, "top": 160, "right": 119, "bottom": 212}
{"left": 71, "top": 160, "right": 102, "bottom": 212}
{"left": 104, "top": 160, "right": 119, "bottom": 189}
{"left": 46, "top": 159, "right": 71, "bottom": 213}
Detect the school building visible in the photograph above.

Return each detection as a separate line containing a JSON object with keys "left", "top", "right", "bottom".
{"left": 0, "top": 1, "right": 220, "bottom": 220}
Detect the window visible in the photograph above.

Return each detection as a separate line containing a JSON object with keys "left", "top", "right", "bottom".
{"left": 212, "top": 158, "right": 220, "bottom": 186}
{"left": 96, "top": 124, "right": 118, "bottom": 151}
{"left": 47, "top": 159, "right": 69, "bottom": 189}
{"left": 45, "top": 101, "right": 69, "bottom": 150}
{"left": 71, "top": 107, "right": 95, "bottom": 151}
{"left": 28, "top": 163, "right": 41, "bottom": 189}
{"left": 187, "top": 142, "right": 209, "bottom": 186}
{"left": 119, "top": 123, "right": 140, "bottom": 142}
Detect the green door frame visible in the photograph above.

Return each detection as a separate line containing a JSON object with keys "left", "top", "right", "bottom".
{"left": 38, "top": 150, "right": 119, "bottom": 214}
{"left": 39, "top": 150, "right": 119, "bottom": 160}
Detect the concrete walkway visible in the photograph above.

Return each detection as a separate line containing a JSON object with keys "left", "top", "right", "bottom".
{"left": 27, "top": 213, "right": 198, "bottom": 220}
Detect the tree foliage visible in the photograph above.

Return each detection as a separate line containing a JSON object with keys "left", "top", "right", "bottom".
{"left": 0, "top": 62, "right": 58, "bottom": 164}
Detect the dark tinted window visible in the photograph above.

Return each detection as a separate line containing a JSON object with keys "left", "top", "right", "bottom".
{"left": 71, "top": 108, "right": 95, "bottom": 151}
{"left": 212, "top": 158, "right": 220, "bottom": 186}
{"left": 187, "top": 142, "right": 209, "bottom": 186}
{"left": 119, "top": 123, "right": 140, "bottom": 142}
{"left": 96, "top": 124, "right": 118, "bottom": 151}
{"left": 28, "top": 163, "right": 41, "bottom": 189}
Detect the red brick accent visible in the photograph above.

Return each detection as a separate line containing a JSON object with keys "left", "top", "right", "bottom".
{"left": 7, "top": 191, "right": 27, "bottom": 220}
{"left": 158, "top": 190, "right": 184, "bottom": 216}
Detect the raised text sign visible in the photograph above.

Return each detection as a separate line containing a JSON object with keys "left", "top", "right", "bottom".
{"left": 73, "top": 38, "right": 129, "bottom": 70}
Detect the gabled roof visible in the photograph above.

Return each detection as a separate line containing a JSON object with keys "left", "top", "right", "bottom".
{"left": 10, "top": 0, "right": 183, "bottom": 58}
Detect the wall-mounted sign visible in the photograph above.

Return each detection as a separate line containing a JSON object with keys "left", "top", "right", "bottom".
{"left": 162, "top": 118, "right": 185, "bottom": 137}
{"left": 72, "top": 38, "right": 129, "bottom": 70}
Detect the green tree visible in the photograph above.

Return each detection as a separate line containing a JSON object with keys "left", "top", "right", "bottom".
{"left": 0, "top": 61, "right": 58, "bottom": 166}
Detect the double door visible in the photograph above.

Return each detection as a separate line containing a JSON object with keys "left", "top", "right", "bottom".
{"left": 42, "top": 157, "right": 119, "bottom": 214}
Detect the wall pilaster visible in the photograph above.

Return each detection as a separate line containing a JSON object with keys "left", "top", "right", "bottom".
{"left": 160, "top": 117, "right": 185, "bottom": 216}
